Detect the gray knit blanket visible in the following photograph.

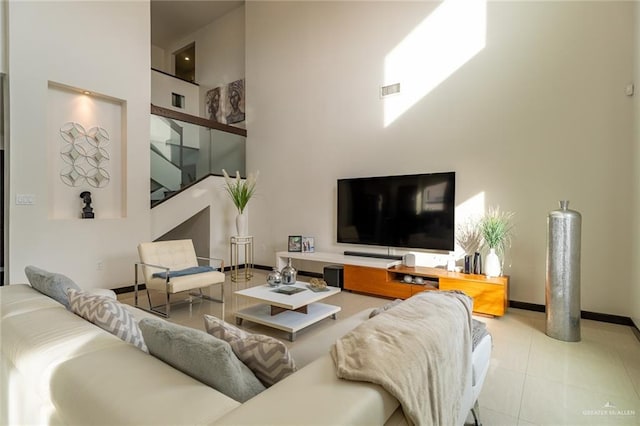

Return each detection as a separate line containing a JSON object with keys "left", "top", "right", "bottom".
{"left": 331, "top": 291, "right": 473, "bottom": 426}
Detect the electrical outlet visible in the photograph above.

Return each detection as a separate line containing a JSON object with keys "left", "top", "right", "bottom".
{"left": 97, "top": 261, "right": 104, "bottom": 271}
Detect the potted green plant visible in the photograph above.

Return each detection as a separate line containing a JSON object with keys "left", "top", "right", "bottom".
{"left": 222, "top": 169, "right": 259, "bottom": 236}
{"left": 479, "top": 207, "right": 514, "bottom": 277}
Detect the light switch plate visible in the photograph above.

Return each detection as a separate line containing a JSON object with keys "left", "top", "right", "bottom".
{"left": 16, "top": 194, "right": 35, "bottom": 205}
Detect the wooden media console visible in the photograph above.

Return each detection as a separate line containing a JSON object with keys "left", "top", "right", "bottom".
{"left": 276, "top": 251, "right": 509, "bottom": 317}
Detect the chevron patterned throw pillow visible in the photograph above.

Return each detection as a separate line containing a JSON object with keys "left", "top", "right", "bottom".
{"left": 68, "top": 288, "right": 148, "bottom": 353}
{"left": 204, "top": 314, "right": 296, "bottom": 387}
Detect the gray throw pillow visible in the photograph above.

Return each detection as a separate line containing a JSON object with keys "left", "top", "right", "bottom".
{"left": 25, "top": 265, "right": 81, "bottom": 309}
{"left": 139, "top": 318, "right": 265, "bottom": 402}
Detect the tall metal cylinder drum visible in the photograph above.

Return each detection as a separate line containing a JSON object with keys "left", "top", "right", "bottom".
{"left": 545, "top": 200, "right": 582, "bottom": 342}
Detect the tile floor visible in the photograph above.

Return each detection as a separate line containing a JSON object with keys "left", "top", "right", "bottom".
{"left": 118, "top": 271, "right": 640, "bottom": 426}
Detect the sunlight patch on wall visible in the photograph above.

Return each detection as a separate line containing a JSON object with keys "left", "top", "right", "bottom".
{"left": 383, "top": 0, "right": 487, "bottom": 127}
{"left": 454, "top": 191, "right": 485, "bottom": 255}
{"left": 456, "top": 191, "right": 485, "bottom": 223}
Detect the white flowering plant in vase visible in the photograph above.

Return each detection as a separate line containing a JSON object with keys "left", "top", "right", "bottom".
{"left": 455, "top": 217, "right": 483, "bottom": 256}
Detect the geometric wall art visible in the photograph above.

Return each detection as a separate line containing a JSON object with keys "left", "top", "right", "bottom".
{"left": 59, "top": 122, "right": 110, "bottom": 188}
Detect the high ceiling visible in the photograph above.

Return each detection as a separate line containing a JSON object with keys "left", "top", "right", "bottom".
{"left": 151, "top": 0, "right": 244, "bottom": 49}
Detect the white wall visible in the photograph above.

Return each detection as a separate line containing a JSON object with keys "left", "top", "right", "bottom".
{"left": 151, "top": 44, "right": 166, "bottom": 71}
{"left": 0, "top": 0, "right": 6, "bottom": 75}
{"left": 150, "top": 175, "right": 241, "bottom": 267}
{"left": 246, "top": 1, "right": 637, "bottom": 316}
{"left": 632, "top": 1, "right": 640, "bottom": 329}
{"left": 151, "top": 70, "right": 200, "bottom": 116}
{"left": 7, "top": 1, "right": 150, "bottom": 289}
{"left": 195, "top": 5, "right": 245, "bottom": 120}
{"left": 161, "top": 5, "right": 245, "bottom": 121}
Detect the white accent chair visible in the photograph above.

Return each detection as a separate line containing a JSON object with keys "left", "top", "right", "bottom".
{"left": 135, "top": 239, "right": 225, "bottom": 318}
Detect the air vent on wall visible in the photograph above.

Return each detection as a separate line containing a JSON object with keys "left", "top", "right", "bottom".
{"left": 380, "top": 83, "right": 401, "bottom": 98}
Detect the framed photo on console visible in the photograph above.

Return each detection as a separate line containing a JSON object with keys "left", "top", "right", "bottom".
{"left": 288, "top": 235, "right": 302, "bottom": 252}
{"left": 302, "top": 236, "right": 315, "bottom": 253}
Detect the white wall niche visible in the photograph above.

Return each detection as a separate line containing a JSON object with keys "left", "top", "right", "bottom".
{"left": 47, "top": 81, "right": 127, "bottom": 220}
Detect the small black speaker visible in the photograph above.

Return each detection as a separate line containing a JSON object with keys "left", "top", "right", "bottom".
{"left": 324, "top": 264, "right": 344, "bottom": 289}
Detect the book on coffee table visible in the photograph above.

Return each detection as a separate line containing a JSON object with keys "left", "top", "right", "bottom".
{"left": 272, "top": 286, "right": 306, "bottom": 295}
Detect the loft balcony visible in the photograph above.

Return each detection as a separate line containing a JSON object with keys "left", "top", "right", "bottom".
{"left": 150, "top": 69, "right": 246, "bottom": 207}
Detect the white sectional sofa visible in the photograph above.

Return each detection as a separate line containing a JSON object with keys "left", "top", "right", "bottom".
{"left": 0, "top": 283, "right": 491, "bottom": 426}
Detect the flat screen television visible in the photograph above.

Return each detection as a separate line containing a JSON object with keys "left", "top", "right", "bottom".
{"left": 337, "top": 172, "right": 455, "bottom": 251}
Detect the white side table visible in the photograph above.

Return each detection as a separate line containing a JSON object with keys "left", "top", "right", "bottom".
{"left": 230, "top": 236, "right": 254, "bottom": 283}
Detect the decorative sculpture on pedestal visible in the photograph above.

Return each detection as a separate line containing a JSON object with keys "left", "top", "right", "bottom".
{"left": 80, "top": 191, "right": 94, "bottom": 219}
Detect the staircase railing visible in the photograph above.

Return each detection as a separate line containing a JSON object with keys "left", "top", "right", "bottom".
{"left": 150, "top": 105, "right": 247, "bottom": 207}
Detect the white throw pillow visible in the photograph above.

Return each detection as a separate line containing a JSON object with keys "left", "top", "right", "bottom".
{"left": 67, "top": 288, "right": 148, "bottom": 353}
{"left": 204, "top": 314, "right": 297, "bottom": 387}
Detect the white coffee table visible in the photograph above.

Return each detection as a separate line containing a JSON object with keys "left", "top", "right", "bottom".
{"left": 234, "top": 281, "right": 341, "bottom": 341}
